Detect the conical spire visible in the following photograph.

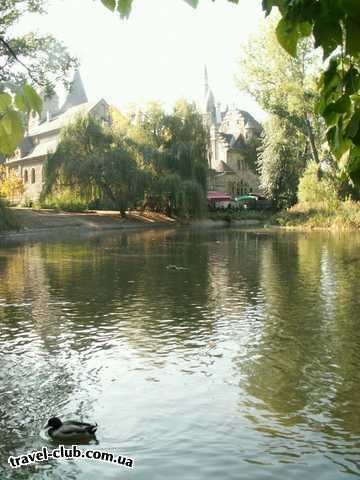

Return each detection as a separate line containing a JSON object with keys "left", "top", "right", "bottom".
{"left": 61, "top": 70, "right": 88, "bottom": 112}
{"left": 204, "top": 65, "right": 209, "bottom": 97}
{"left": 203, "top": 65, "right": 216, "bottom": 124}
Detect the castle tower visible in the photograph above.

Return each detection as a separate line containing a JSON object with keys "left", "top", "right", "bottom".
{"left": 204, "top": 65, "right": 209, "bottom": 98}
{"left": 40, "top": 91, "right": 60, "bottom": 123}
{"left": 203, "top": 65, "right": 217, "bottom": 127}
{"left": 60, "top": 70, "right": 88, "bottom": 112}
{"left": 28, "top": 89, "right": 60, "bottom": 131}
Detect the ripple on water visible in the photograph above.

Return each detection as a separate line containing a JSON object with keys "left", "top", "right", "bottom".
{"left": 0, "top": 229, "right": 360, "bottom": 479}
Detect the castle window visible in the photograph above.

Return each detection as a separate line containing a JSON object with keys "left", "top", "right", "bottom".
{"left": 31, "top": 168, "right": 36, "bottom": 184}
{"left": 24, "top": 170, "right": 28, "bottom": 183}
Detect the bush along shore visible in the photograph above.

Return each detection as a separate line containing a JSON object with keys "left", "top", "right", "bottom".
{"left": 208, "top": 201, "right": 360, "bottom": 230}
{"left": 1, "top": 201, "right": 360, "bottom": 236}
{"left": 275, "top": 200, "right": 360, "bottom": 230}
{"left": 0, "top": 199, "right": 20, "bottom": 233}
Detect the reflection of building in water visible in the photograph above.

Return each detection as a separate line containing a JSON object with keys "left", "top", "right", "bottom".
{"left": 203, "top": 67, "right": 262, "bottom": 196}
{"left": 0, "top": 244, "right": 61, "bottom": 342}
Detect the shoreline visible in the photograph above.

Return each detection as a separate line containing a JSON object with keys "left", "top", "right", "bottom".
{"left": 2, "top": 207, "right": 359, "bottom": 241}
{"left": 0, "top": 208, "right": 265, "bottom": 240}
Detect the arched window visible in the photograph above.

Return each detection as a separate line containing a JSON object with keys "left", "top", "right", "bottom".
{"left": 31, "top": 168, "right": 36, "bottom": 184}
{"left": 24, "top": 170, "right": 28, "bottom": 183}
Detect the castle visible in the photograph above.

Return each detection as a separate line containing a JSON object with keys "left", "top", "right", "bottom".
{"left": 5, "top": 71, "right": 110, "bottom": 202}
{"left": 5, "top": 68, "right": 260, "bottom": 204}
{"left": 203, "top": 67, "right": 261, "bottom": 196}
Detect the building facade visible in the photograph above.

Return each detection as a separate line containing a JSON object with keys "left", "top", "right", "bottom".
{"left": 6, "top": 71, "right": 111, "bottom": 203}
{"left": 203, "top": 67, "right": 262, "bottom": 196}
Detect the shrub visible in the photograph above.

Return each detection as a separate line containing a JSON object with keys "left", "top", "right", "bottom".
{"left": 40, "top": 191, "right": 88, "bottom": 212}
{"left": 0, "top": 197, "right": 20, "bottom": 231}
{"left": 298, "top": 162, "right": 339, "bottom": 208}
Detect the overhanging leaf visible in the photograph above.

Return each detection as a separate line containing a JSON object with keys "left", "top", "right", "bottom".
{"left": 346, "top": 110, "right": 360, "bottom": 139}
{"left": 183, "top": 0, "right": 199, "bottom": 6}
{"left": 23, "top": 85, "right": 42, "bottom": 115}
{"left": 345, "top": 17, "right": 360, "bottom": 56}
{"left": 344, "top": 66, "right": 360, "bottom": 95}
{"left": 347, "top": 149, "right": 360, "bottom": 185}
{"left": 15, "top": 90, "right": 30, "bottom": 113}
{"left": 342, "top": 0, "right": 360, "bottom": 21}
{"left": 328, "top": 96, "right": 351, "bottom": 114}
{"left": 327, "top": 121, "right": 352, "bottom": 160}
{"left": 299, "top": 22, "right": 312, "bottom": 37}
{"left": 0, "top": 92, "right": 12, "bottom": 112}
{"left": 101, "top": 0, "right": 116, "bottom": 11}
{"left": 117, "top": 0, "right": 133, "bottom": 17}
{"left": 313, "top": 16, "right": 343, "bottom": 59}
{"left": 0, "top": 110, "right": 25, "bottom": 156}
{"left": 276, "top": 18, "right": 299, "bottom": 57}
{"left": 262, "top": 0, "right": 273, "bottom": 16}
{"left": 2, "top": 110, "right": 24, "bottom": 137}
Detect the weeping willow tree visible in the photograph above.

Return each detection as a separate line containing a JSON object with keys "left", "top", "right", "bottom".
{"left": 44, "top": 100, "right": 208, "bottom": 218}
{"left": 115, "top": 99, "right": 208, "bottom": 217}
{"left": 43, "top": 115, "right": 143, "bottom": 216}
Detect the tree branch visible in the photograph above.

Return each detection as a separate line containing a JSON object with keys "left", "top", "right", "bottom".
{"left": 0, "top": 36, "right": 44, "bottom": 86}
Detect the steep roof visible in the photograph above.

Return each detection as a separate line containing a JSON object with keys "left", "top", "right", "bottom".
{"left": 218, "top": 132, "right": 233, "bottom": 146}
{"left": 236, "top": 109, "right": 262, "bottom": 133}
{"left": 60, "top": 70, "right": 88, "bottom": 112}
{"left": 27, "top": 100, "right": 104, "bottom": 137}
{"left": 20, "top": 138, "right": 59, "bottom": 161}
{"left": 218, "top": 160, "right": 234, "bottom": 173}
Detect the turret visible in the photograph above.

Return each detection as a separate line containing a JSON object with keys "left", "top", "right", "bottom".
{"left": 60, "top": 70, "right": 88, "bottom": 112}
{"left": 203, "top": 65, "right": 217, "bottom": 127}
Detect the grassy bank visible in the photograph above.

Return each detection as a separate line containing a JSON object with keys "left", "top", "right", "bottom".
{"left": 0, "top": 199, "right": 20, "bottom": 232}
{"left": 275, "top": 200, "right": 360, "bottom": 230}
{"left": 208, "top": 210, "right": 274, "bottom": 223}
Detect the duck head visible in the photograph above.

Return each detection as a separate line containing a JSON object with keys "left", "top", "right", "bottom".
{"left": 46, "top": 417, "right": 62, "bottom": 430}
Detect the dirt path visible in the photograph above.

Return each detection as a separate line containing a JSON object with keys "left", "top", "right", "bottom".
{"left": 3, "top": 208, "right": 177, "bottom": 236}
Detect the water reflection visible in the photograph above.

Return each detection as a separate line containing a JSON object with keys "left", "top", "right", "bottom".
{"left": 0, "top": 229, "right": 360, "bottom": 479}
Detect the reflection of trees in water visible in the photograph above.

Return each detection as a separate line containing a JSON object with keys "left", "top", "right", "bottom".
{"left": 235, "top": 232, "right": 360, "bottom": 440}
{"left": 1, "top": 229, "right": 360, "bottom": 477}
{"left": 15, "top": 229, "right": 215, "bottom": 356}
{"left": 0, "top": 245, "right": 100, "bottom": 478}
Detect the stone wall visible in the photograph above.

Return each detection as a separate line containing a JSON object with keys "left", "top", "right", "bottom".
{"left": 8, "top": 158, "right": 44, "bottom": 204}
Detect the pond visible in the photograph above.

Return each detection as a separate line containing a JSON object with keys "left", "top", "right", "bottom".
{"left": 1, "top": 227, "right": 360, "bottom": 479}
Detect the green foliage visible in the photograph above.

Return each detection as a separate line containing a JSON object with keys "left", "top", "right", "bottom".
{"left": 258, "top": 116, "right": 306, "bottom": 209}
{"left": 39, "top": 190, "right": 88, "bottom": 212}
{"left": 113, "top": 100, "right": 208, "bottom": 216}
{"left": 298, "top": 161, "right": 339, "bottom": 207}
{"left": 0, "top": 164, "right": 25, "bottom": 202}
{"left": 209, "top": 209, "right": 272, "bottom": 223}
{"left": 100, "top": 0, "right": 360, "bottom": 184}
{"left": 0, "top": 197, "right": 19, "bottom": 231}
{"left": 262, "top": 1, "right": 360, "bottom": 185}
{"left": 0, "top": 0, "right": 77, "bottom": 156}
{"left": 44, "top": 101, "right": 207, "bottom": 218}
{"left": 100, "top": 0, "right": 133, "bottom": 17}
{"left": 275, "top": 199, "right": 360, "bottom": 230}
{"left": 236, "top": 17, "right": 323, "bottom": 166}
{"left": 44, "top": 115, "right": 140, "bottom": 216}
{"left": 0, "top": 84, "right": 44, "bottom": 155}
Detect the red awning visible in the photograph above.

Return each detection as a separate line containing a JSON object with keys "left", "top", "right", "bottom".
{"left": 207, "top": 191, "right": 232, "bottom": 201}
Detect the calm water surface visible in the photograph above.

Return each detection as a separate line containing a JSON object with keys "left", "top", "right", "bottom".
{"left": 0, "top": 228, "right": 360, "bottom": 479}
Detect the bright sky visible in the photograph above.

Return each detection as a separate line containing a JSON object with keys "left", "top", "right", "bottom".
{"left": 15, "top": 0, "right": 266, "bottom": 120}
